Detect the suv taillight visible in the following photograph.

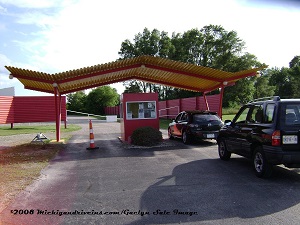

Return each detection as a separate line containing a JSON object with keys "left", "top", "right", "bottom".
{"left": 272, "top": 130, "right": 281, "bottom": 146}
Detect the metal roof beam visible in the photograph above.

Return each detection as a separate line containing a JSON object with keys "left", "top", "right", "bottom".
{"left": 131, "top": 76, "right": 205, "bottom": 92}
{"left": 58, "top": 64, "right": 142, "bottom": 84}
{"left": 59, "top": 77, "right": 133, "bottom": 94}
{"left": 24, "top": 86, "right": 54, "bottom": 94}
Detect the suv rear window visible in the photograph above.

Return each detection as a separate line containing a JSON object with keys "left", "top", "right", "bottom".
{"left": 281, "top": 103, "right": 300, "bottom": 126}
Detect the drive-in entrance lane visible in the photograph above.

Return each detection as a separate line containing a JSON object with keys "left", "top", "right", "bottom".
{"left": 1, "top": 121, "right": 300, "bottom": 225}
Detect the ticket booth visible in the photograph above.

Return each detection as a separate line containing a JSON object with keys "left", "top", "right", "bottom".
{"left": 120, "top": 93, "right": 159, "bottom": 142}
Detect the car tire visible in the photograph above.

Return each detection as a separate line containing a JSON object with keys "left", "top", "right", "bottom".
{"left": 182, "top": 131, "right": 191, "bottom": 144}
{"left": 168, "top": 127, "right": 174, "bottom": 140}
{"left": 253, "top": 147, "right": 273, "bottom": 178}
{"left": 218, "top": 139, "right": 231, "bottom": 160}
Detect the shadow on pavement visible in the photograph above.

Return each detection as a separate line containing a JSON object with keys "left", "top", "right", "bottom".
{"left": 52, "top": 135, "right": 190, "bottom": 162}
{"left": 127, "top": 158, "right": 300, "bottom": 224}
{"left": 169, "top": 137, "right": 218, "bottom": 148}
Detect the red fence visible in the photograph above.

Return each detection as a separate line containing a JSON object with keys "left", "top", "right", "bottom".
{"left": 0, "top": 96, "right": 14, "bottom": 124}
{"left": 158, "top": 94, "right": 220, "bottom": 118}
{"left": 105, "top": 94, "right": 220, "bottom": 118}
{"left": 0, "top": 96, "right": 66, "bottom": 125}
{"left": 104, "top": 105, "right": 120, "bottom": 116}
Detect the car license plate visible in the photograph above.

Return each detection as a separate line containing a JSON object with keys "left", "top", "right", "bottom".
{"left": 283, "top": 135, "right": 298, "bottom": 144}
{"left": 207, "top": 134, "right": 215, "bottom": 138}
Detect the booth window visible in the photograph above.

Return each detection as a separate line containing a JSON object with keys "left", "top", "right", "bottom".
{"left": 126, "top": 101, "right": 156, "bottom": 119}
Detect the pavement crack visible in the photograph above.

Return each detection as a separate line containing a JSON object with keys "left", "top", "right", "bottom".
{"left": 82, "top": 179, "right": 103, "bottom": 204}
{"left": 85, "top": 179, "right": 92, "bottom": 192}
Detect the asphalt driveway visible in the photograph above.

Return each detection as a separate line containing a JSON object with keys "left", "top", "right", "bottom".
{"left": 1, "top": 117, "right": 300, "bottom": 225}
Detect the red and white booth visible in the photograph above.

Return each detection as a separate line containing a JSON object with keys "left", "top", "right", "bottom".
{"left": 120, "top": 93, "right": 159, "bottom": 142}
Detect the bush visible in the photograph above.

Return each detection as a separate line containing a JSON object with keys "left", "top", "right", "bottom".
{"left": 130, "top": 126, "right": 162, "bottom": 146}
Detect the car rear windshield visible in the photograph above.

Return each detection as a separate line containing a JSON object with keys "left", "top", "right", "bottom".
{"left": 280, "top": 103, "right": 300, "bottom": 127}
{"left": 193, "top": 114, "right": 220, "bottom": 123}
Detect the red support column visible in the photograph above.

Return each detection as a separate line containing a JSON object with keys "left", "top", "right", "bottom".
{"left": 64, "top": 101, "right": 67, "bottom": 129}
{"left": 59, "top": 93, "right": 62, "bottom": 131}
{"left": 54, "top": 85, "right": 61, "bottom": 142}
{"left": 203, "top": 92, "right": 210, "bottom": 111}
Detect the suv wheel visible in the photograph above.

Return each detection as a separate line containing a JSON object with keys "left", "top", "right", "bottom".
{"left": 168, "top": 128, "right": 174, "bottom": 140}
{"left": 182, "top": 131, "right": 191, "bottom": 144}
{"left": 253, "top": 147, "right": 273, "bottom": 178}
{"left": 218, "top": 139, "right": 231, "bottom": 160}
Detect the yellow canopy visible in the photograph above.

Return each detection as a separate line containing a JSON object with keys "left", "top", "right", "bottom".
{"left": 5, "top": 55, "right": 266, "bottom": 94}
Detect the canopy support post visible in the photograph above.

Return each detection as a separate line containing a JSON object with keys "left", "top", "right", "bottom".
{"left": 54, "top": 84, "right": 61, "bottom": 142}
{"left": 203, "top": 92, "right": 209, "bottom": 111}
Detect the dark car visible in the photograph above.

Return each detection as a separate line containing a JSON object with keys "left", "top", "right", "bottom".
{"left": 168, "top": 110, "right": 223, "bottom": 144}
{"left": 217, "top": 96, "right": 300, "bottom": 178}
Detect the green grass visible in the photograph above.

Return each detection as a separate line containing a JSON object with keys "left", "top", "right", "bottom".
{"left": 0, "top": 124, "right": 81, "bottom": 212}
{"left": 0, "top": 124, "right": 81, "bottom": 136}
{"left": 222, "top": 106, "right": 240, "bottom": 115}
{"left": 0, "top": 143, "right": 64, "bottom": 212}
{"left": 94, "top": 116, "right": 107, "bottom": 120}
{"left": 160, "top": 118, "right": 173, "bottom": 130}
{"left": 221, "top": 114, "right": 235, "bottom": 121}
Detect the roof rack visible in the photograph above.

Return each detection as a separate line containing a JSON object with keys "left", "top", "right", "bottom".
{"left": 248, "top": 96, "right": 280, "bottom": 103}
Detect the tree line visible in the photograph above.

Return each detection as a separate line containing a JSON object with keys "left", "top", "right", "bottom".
{"left": 67, "top": 25, "right": 300, "bottom": 114}
{"left": 67, "top": 86, "right": 119, "bottom": 115}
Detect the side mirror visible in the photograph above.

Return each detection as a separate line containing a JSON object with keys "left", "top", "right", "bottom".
{"left": 224, "top": 120, "right": 232, "bottom": 125}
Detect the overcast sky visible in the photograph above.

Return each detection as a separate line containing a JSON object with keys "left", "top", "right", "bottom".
{"left": 0, "top": 0, "right": 300, "bottom": 96}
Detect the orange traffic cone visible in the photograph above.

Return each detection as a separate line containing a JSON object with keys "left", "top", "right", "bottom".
{"left": 86, "top": 120, "right": 99, "bottom": 150}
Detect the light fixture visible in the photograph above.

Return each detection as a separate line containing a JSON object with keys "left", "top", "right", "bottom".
{"left": 223, "top": 81, "right": 228, "bottom": 86}
{"left": 53, "top": 83, "right": 58, "bottom": 87}
{"left": 9, "top": 75, "right": 13, "bottom": 79}
{"left": 141, "top": 65, "right": 146, "bottom": 68}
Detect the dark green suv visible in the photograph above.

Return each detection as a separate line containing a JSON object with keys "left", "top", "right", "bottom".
{"left": 217, "top": 96, "right": 300, "bottom": 178}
